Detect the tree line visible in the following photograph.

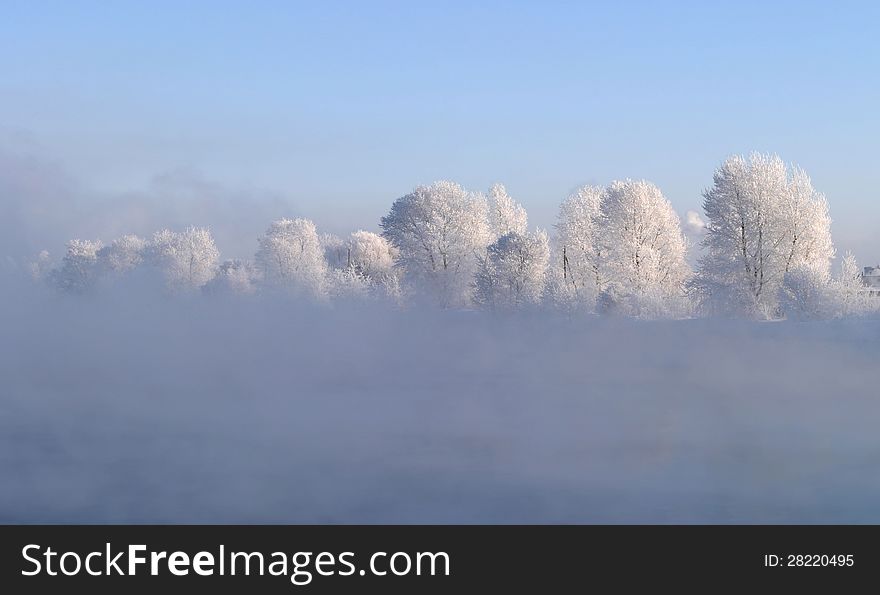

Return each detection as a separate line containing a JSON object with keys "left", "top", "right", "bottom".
{"left": 31, "top": 153, "right": 878, "bottom": 320}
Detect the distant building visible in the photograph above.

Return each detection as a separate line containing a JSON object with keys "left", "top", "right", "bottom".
{"left": 864, "top": 266, "right": 880, "bottom": 290}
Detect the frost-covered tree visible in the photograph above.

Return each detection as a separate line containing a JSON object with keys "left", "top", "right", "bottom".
{"left": 51, "top": 239, "right": 104, "bottom": 293}
{"left": 320, "top": 233, "right": 349, "bottom": 270}
{"left": 475, "top": 230, "right": 549, "bottom": 309}
{"left": 555, "top": 185, "right": 604, "bottom": 308}
{"left": 324, "top": 230, "right": 401, "bottom": 300}
{"left": 29, "top": 250, "right": 53, "bottom": 282}
{"left": 149, "top": 227, "right": 219, "bottom": 290}
{"left": 98, "top": 234, "right": 147, "bottom": 273}
{"left": 830, "top": 252, "right": 874, "bottom": 317}
{"left": 203, "top": 259, "right": 261, "bottom": 295}
{"left": 782, "top": 168, "right": 834, "bottom": 275}
{"left": 696, "top": 154, "right": 834, "bottom": 318}
{"left": 255, "top": 218, "right": 326, "bottom": 297}
{"left": 349, "top": 230, "right": 397, "bottom": 280}
{"left": 381, "top": 181, "right": 490, "bottom": 307}
{"left": 598, "top": 180, "right": 690, "bottom": 317}
{"left": 780, "top": 263, "right": 833, "bottom": 320}
{"left": 488, "top": 183, "right": 528, "bottom": 238}
{"left": 350, "top": 230, "right": 401, "bottom": 299}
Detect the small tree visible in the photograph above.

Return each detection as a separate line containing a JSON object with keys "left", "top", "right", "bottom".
{"left": 29, "top": 250, "right": 53, "bottom": 282}
{"left": 831, "top": 251, "right": 873, "bottom": 317}
{"left": 98, "top": 234, "right": 147, "bottom": 274}
{"left": 475, "top": 230, "right": 549, "bottom": 309}
{"left": 203, "top": 259, "right": 261, "bottom": 295}
{"left": 320, "top": 233, "right": 349, "bottom": 270}
{"left": 149, "top": 227, "right": 220, "bottom": 291}
{"left": 349, "top": 230, "right": 397, "bottom": 279}
{"left": 325, "top": 231, "right": 400, "bottom": 301}
{"left": 488, "top": 183, "right": 528, "bottom": 238}
{"left": 51, "top": 239, "right": 104, "bottom": 293}
{"left": 780, "top": 263, "right": 833, "bottom": 320}
{"left": 255, "top": 218, "right": 326, "bottom": 297}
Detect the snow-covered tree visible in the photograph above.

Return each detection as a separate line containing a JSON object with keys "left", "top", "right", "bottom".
{"left": 488, "top": 183, "right": 528, "bottom": 238}
{"left": 381, "top": 181, "right": 490, "bottom": 307}
{"left": 29, "top": 250, "right": 52, "bottom": 282}
{"left": 149, "top": 227, "right": 219, "bottom": 290}
{"left": 98, "top": 234, "right": 147, "bottom": 273}
{"left": 320, "top": 232, "right": 361, "bottom": 299}
{"left": 203, "top": 259, "right": 261, "bottom": 295}
{"left": 475, "top": 230, "right": 549, "bottom": 309}
{"left": 51, "top": 239, "right": 104, "bottom": 293}
{"left": 323, "top": 230, "right": 401, "bottom": 300}
{"left": 555, "top": 184, "right": 604, "bottom": 308}
{"left": 348, "top": 230, "right": 397, "bottom": 280}
{"left": 598, "top": 180, "right": 690, "bottom": 317}
{"left": 325, "top": 267, "right": 372, "bottom": 300}
{"left": 780, "top": 263, "right": 833, "bottom": 320}
{"left": 781, "top": 167, "right": 834, "bottom": 276}
{"left": 696, "top": 153, "right": 834, "bottom": 318}
{"left": 350, "top": 230, "right": 401, "bottom": 297}
{"left": 830, "top": 251, "right": 874, "bottom": 317}
{"left": 255, "top": 218, "right": 326, "bottom": 297}
{"left": 320, "top": 233, "right": 349, "bottom": 270}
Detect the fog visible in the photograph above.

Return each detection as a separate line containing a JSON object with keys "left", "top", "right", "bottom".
{"left": 0, "top": 146, "right": 299, "bottom": 264}
{"left": 2, "top": 275, "right": 879, "bottom": 523}
{"left": 3, "top": 144, "right": 879, "bottom": 523}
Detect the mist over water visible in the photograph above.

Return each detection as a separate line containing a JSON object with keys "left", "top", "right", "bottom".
{"left": 4, "top": 1, "right": 880, "bottom": 527}
{"left": 3, "top": 276, "right": 879, "bottom": 523}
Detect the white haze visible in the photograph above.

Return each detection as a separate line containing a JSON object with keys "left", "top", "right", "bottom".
{"left": 3, "top": 147, "right": 880, "bottom": 523}
{"left": 0, "top": 147, "right": 300, "bottom": 264}
{"left": 2, "top": 276, "right": 880, "bottom": 523}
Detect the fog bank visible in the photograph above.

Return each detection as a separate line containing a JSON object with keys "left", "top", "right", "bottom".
{"left": 2, "top": 280, "right": 879, "bottom": 523}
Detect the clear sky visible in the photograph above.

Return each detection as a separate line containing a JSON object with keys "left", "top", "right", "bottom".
{"left": 2, "top": 0, "right": 879, "bottom": 261}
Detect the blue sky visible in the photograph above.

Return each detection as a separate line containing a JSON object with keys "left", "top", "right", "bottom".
{"left": 2, "top": 0, "right": 879, "bottom": 260}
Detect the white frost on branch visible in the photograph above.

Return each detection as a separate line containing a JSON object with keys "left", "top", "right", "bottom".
{"left": 204, "top": 259, "right": 261, "bottom": 295}
{"left": 695, "top": 153, "right": 834, "bottom": 319}
{"left": 475, "top": 230, "right": 550, "bottom": 309}
{"left": 554, "top": 185, "right": 604, "bottom": 309}
{"left": 597, "top": 180, "right": 691, "bottom": 318}
{"left": 51, "top": 239, "right": 104, "bottom": 293}
{"left": 149, "top": 227, "right": 220, "bottom": 291}
{"left": 381, "top": 181, "right": 490, "bottom": 308}
{"left": 26, "top": 160, "right": 871, "bottom": 321}
{"left": 255, "top": 218, "right": 326, "bottom": 298}
{"left": 98, "top": 234, "right": 148, "bottom": 274}
{"left": 488, "top": 183, "right": 528, "bottom": 238}
{"left": 325, "top": 230, "right": 401, "bottom": 300}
